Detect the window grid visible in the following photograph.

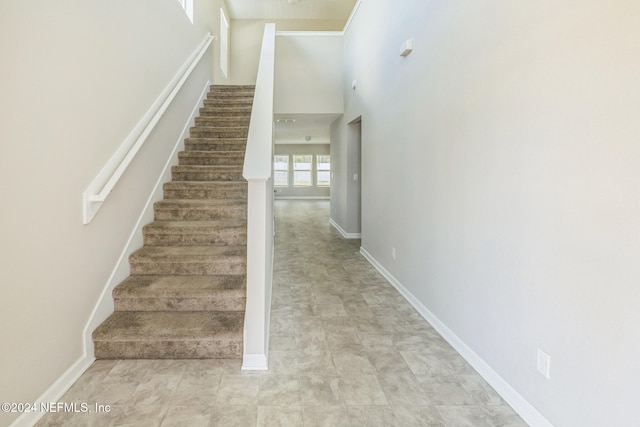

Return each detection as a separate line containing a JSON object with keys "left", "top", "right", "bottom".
{"left": 274, "top": 155, "right": 289, "bottom": 187}
{"left": 177, "top": 0, "right": 193, "bottom": 23}
{"left": 274, "top": 154, "right": 330, "bottom": 188}
{"left": 316, "top": 155, "right": 331, "bottom": 187}
{"left": 293, "top": 155, "right": 313, "bottom": 187}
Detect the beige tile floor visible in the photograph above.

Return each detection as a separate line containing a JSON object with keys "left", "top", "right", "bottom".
{"left": 36, "top": 200, "right": 527, "bottom": 426}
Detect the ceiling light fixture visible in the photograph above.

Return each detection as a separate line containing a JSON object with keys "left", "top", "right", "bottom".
{"left": 276, "top": 119, "right": 296, "bottom": 123}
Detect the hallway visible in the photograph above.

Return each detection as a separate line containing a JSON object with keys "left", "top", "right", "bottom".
{"left": 36, "top": 200, "right": 525, "bottom": 426}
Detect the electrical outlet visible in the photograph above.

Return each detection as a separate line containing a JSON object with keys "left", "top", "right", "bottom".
{"left": 536, "top": 348, "right": 551, "bottom": 379}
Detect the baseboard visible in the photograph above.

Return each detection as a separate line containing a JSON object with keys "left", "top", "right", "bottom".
{"left": 359, "top": 247, "right": 554, "bottom": 427}
{"left": 274, "top": 196, "right": 330, "bottom": 200}
{"left": 329, "top": 218, "right": 361, "bottom": 239}
{"left": 242, "top": 354, "right": 269, "bottom": 371}
{"left": 10, "top": 355, "right": 94, "bottom": 427}
{"left": 82, "top": 80, "right": 211, "bottom": 359}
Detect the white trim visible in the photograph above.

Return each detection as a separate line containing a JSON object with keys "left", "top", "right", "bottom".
{"left": 82, "top": 33, "right": 214, "bottom": 224}
{"left": 275, "top": 196, "right": 330, "bottom": 200}
{"left": 276, "top": 31, "right": 343, "bottom": 37}
{"left": 359, "top": 247, "right": 554, "bottom": 427}
{"left": 242, "top": 354, "right": 269, "bottom": 371}
{"left": 82, "top": 81, "right": 211, "bottom": 359}
{"left": 343, "top": 0, "right": 363, "bottom": 33}
{"left": 329, "top": 218, "right": 361, "bottom": 239}
{"left": 10, "top": 356, "right": 93, "bottom": 427}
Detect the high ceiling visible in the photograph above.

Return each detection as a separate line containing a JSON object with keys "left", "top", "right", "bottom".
{"left": 226, "top": 0, "right": 357, "bottom": 23}
{"left": 226, "top": 0, "right": 357, "bottom": 144}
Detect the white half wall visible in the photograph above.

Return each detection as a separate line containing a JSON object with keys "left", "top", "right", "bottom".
{"left": 340, "top": 0, "right": 640, "bottom": 426}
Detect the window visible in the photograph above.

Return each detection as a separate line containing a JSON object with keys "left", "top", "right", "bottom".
{"left": 220, "top": 8, "right": 229, "bottom": 78}
{"left": 293, "top": 155, "right": 313, "bottom": 186}
{"left": 274, "top": 154, "right": 330, "bottom": 188}
{"left": 316, "top": 155, "right": 331, "bottom": 186}
{"left": 177, "top": 0, "right": 194, "bottom": 23}
{"left": 274, "top": 155, "right": 289, "bottom": 187}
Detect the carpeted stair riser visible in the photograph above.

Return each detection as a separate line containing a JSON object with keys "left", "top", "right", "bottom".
{"left": 93, "top": 311, "right": 243, "bottom": 359}
{"left": 199, "top": 107, "right": 252, "bottom": 116}
{"left": 210, "top": 84, "right": 255, "bottom": 89}
{"left": 163, "top": 182, "right": 247, "bottom": 200}
{"left": 129, "top": 246, "right": 247, "bottom": 276}
{"left": 92, "top": 85, "right": 254, "bottom": 360}
{"left": 207, "top": 92, "right": 255, "bottom": 99}
{"left": 190, "top": 127, "right": 249, "bottom": 138}
{"left": 143, "top": 221, "right": 247, "bottom": 246}
{"left": 171, "top": 165, "right": 244, "bottom": 181}
{"left": 154, "top": 200, "right": 247, "bottom": 221}
{"left": 203, "top": 98, "right": 254, "bottom": 107}
{"left": 94, "top": 338, "right": 242, "bottom": 359}
{"left": 185, "top": 138, "right": 246, "bottom": 152}
{"left": 208, "top": 87, "right": 255, "bottom": 95}
{"left": 195, "top": 116, "right": 251, "bottom": 127}
{"left": 178, "top": 151, "right": 245, "bottom": 166}
{"left": 113, "top": 275, "right": 246, "bottom": 312}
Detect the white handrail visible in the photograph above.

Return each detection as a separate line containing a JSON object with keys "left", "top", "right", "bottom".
{"left": 82, "top": 33, "right": 214, "bottom": 224}
{"left": 243, "top": 24, "right": 276, "bottom": 181}
{"left": 242, "top": 23, "right": 276, "bottom": 371}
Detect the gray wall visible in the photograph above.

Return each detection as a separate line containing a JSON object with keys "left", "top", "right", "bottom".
{"left": 274, "top": 144, "right": 330, "bottom": 199}
{"left": 334, "top": 0, "right": 640, "bottom": 425}
{"left": 0, "top": 1, "right": 226, "bottom": 424}
{"left": 330, "top": 117, "right": 361, "bottom": 235}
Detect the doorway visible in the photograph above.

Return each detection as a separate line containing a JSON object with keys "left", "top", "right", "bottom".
{"left": 348, "top": 117, "right": 362, "bottom": 236}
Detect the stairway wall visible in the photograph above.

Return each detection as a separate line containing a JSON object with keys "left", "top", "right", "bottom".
{"left": 0, "top": 1, "right": 229, "bottom": 425}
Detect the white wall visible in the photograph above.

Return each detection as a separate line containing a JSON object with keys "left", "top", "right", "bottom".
{"left": 274, "top": 33, "right": 344, "bottom": 114}
{"left": 0, "top": 1, "right": 226, "bottom": 425}
{"left": 230, "top": 21, "right": 345, "bottom": 114}
{"left": 229, "top": 20, "right": 345, "bottom": 85}
{"left": 338, "top": 0, "right": 640, "bottom": 426}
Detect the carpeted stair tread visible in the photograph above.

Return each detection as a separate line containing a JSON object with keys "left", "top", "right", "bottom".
{"left": 203, "top": 98, "right": 254, "bottom": 105}
{"left": 114, "top": 275, "right": 245, "bottom": 298}
{"left": 184, "top": 138, "right": 247, "bottom": 151}
{"left": 190, "top": 127, "right": 249, "bottom": 138}
{"left": 143, "top": 220, "right": 247, "bottom": 246}
{"left": 113, "top": 275, "right": 246, "bottom": 312}
{"left": 130, "top": 245, "right": 246, "bottom": 259}
{"left": 171, "top": 165, "right": 244, "bottom": 181}
{"left": 154, "top": 199, "right": 246, "bottom": 221}
{"left": 195, "top": 116, "right": 251, "bottom": 126}
{"left": 207, "top": 91, "right": 255, "bottom": 97}
{"left": 209, "top": 84, "right": 255, "bottom": 90}
{"left": 144, "top": 219, "right": 246, "bottom": 232}
{"left": 129, "top": 246, "right": 247, "bottom": 276}
{"left": 163, "top": 181, "right": 247, "bottom": 199}
{"left": 178, "top": 151, "right": 245, "bottom": 166}
{"left": 92, "top": 311, "right": 243, "bottom": 358}
{"left": 198, "top": 107, "right": 252, "bottom": 116}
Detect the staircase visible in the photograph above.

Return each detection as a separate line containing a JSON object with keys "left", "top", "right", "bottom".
{"left": 92, "top": 85, "right": 255, "bottom": 359}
